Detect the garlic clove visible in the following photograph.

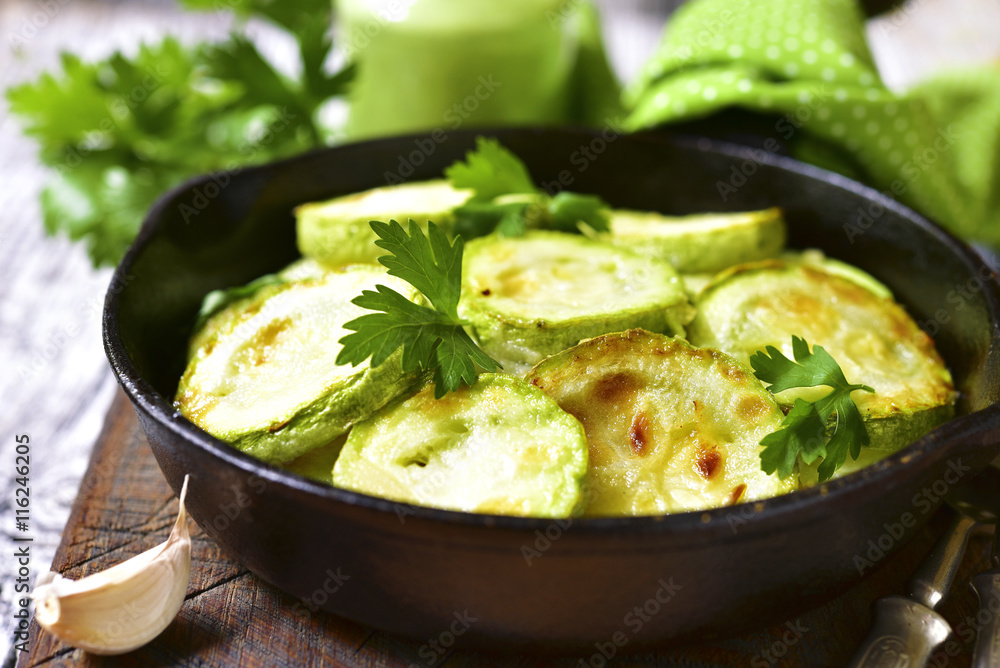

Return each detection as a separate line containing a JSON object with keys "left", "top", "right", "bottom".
{"left": 32, "top": 475, "right": 192, "bottom": 655}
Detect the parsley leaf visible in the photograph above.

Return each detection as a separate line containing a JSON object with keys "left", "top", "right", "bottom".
{"left": 7, "top": 2, "right": 352, "bottom": 268}
{"left": 445, "top": 138, "right": 610, "bottom": 238}
{"left": 368, "top": 220, "right": 463, "bottom": 319}
{"left": 444, "top": 137, "right": 537, "bottom": 201}
{"left": 337, "top": 220, "right": 502, "bottom": 398}
{"left": 751, "top": 336, "right": 874, "bottom": 481}
{"left": 547, "top": 191, "right": 610, "bottom": 233}
{"left": 452, "top": 200, "right": 537, "bottom": 239}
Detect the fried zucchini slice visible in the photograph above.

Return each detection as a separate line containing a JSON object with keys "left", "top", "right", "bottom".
{"left": 526, "top": 329, "right": 795, "bottom": 516}
{"left": 296, "top": 179, "right": 471, "bottom": 268}
{"left": 680, "top": 272, "right": 715, "bottom": 300}
{"left": 595, "top": 207, "right": 786, "bottom": 273}
{"left": 175, "top": 267, "right": 421, "bottom": 464}
{"left": 687, "top": 260, "right": 956, "bottom": 458}
{"left": 680, "top": 249, "right": 891, "bottom": 302}
{"left": 332, "top": 374, "right": 589, "bottom": 518}
{"left": 277, "top": 257, "right": 340, "bottom": 282}
{"left": 459, "top": 232, "right": 694, "bottom": 373}
{"left": 785, "top": 249, "right": 893, "bottom": 299}
{"left": 280, "top": 435, "right": 346, "bottom": 485}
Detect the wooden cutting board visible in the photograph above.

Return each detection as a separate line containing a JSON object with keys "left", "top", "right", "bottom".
{"left": 17, "top": 390, "right": 994, "bottom": 667}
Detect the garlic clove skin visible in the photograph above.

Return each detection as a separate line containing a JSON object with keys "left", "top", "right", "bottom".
{"left": 32, "top": 475, "right": 192, "bottom": 655}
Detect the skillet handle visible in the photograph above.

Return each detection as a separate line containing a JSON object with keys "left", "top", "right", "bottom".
{"left": 846, "top": 596, "right": 951, "bottom": 668}
{"left": 971, "top": 568, "right": 1000, "bottom": 668}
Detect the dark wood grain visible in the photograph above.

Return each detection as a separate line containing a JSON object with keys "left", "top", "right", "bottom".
{"left": 17, "top": 390, "right": 994, "bottom": 667}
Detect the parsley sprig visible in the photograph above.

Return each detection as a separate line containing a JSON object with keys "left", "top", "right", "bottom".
{"left": 7, "top": 0, "right": 352, "bottom": 267}
{"left": 336, "top": 220, "right": 501, "bottom": 398}
{"left": 445, "top": 137, "right": 611, "bottom": 239}
{"left": 751, "top": 336, "right": 875, "bottom": 482}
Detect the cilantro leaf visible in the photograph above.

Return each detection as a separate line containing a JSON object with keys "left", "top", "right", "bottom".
{"left": 337, "top": 220, "right": 502, "bottom": 398}
{"left": 751, "top": 336, "right": 874, "bottom": 482}
{"left": 444, "top": 137, "right": 610, "bottom": 239}
{"left": 445, "top": 137, "right": 537, "bottom": 201}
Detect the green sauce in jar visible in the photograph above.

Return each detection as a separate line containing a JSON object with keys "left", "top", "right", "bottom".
{"left": 338, "top": 0, "right": 578, "bottom": 139}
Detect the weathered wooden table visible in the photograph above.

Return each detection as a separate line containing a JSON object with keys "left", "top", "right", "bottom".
{"left": 16, "top": 390, "right": 996, "bottom": 667}
{"left": 4, "top": 1, "right": 998, "bottom": 666}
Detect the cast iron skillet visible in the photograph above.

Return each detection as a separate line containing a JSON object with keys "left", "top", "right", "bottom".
{"left": 103, "top": 128, "right": 1000, "bottom": 652}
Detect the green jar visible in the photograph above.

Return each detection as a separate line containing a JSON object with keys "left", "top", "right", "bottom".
{"left": 337, "top": 0, "right": 579, "bottom": 139}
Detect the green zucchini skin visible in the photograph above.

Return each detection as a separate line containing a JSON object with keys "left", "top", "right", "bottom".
{"left": 332, "top": 373, "right": 589, "bottom": 518}
{"left": 296, "top": 179, "right": 471, "bottom": 268}
{"left": 280, "top": 434, "right": 347, "bottom": 485}
{"left": 681, "top": 249, "right": 893, "bottom": 302}
{"left": 596, "top": 207, "right": 786, "bottom": 273}
{"left": 459, "top": 231, "right": 694, "bottom": 373}
{"left": 688, "top": 260, "right": 956, "bottom": 456}
{"left": 526, "top": 329, "right": 796, "bottom": 516}
{"left": 783, "top": 249, "right": 893, "bottom": 298}
{"left": 175, "top": 266, "right": 422, "bottom": 464}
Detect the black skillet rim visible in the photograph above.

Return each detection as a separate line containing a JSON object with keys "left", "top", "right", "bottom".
{"left": 102, "top": 126, "right": 1000, "bottom": 537}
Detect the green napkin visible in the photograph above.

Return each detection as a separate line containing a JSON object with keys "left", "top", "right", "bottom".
{"left": 625, "top": 0, "right": 1000, "bottom": 246}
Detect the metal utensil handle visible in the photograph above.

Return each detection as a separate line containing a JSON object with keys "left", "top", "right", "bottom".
{"left": 847, "top": 596, "right": 951, "bottom": 668}
{"left": 909, "top": 514, "right": 978, "bottom": 609}
{"left": 971, "top": 569, "right": 1000, "bottom": 668}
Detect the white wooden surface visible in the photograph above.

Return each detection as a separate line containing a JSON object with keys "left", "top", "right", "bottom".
{"left": 0, "top": 3, "right": 235, "bottom": 664}
{"left": 0, "top": 1, "right": 669, "bottom": 663}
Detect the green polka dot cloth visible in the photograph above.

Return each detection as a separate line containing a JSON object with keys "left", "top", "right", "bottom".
{"left": 625, "top": 0, "right": 1000, "bottom": 247}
